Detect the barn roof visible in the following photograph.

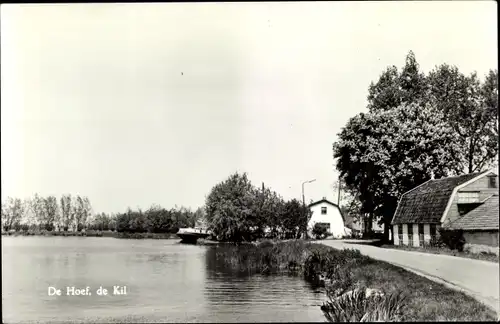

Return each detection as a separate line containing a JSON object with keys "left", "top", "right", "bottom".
{"left": 308, "top": 198, "right": 339, "bottom": 208}
{"left": 308, "top": 198, "right": 345, "bottom": 223}
{"left": 444, "top": 195, "right": 499, "bottom": 231}
{"left": 391, "top": 171, "right": 488, "bottom": 225}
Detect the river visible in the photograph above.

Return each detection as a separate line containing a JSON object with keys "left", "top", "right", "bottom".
{"left": 2, "top": 236, "right": 326, "bottom": 323}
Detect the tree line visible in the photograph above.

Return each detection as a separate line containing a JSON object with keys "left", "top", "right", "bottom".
{"left": 204, "top": 172, "right": 312, "bottom": 242}
{"left": 111, "top": 206, "right": 204, "bottom": 233}
{"left": 333, "top": 51, "right": 498, "bottom": 241}
{"left": 1, "top": 194, "right": 92, "bottom": 232}
{"left": 1, "top": 194, "right": 203, "bottom": 234}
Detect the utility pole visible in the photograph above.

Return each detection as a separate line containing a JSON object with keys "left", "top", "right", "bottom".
{"left": 302, "top": 179, "right": 316, "bottom": 239}
{"left": 337, "top": 175, "right": 341, "bottom": 206}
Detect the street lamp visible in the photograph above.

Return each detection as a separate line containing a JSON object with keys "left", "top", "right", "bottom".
{"left": 302, "top": 179, "right": 316, "bottom": 239}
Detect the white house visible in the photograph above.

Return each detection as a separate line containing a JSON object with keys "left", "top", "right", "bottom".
{"left": 308, "top": 197, "right": 348, "bottom": 238}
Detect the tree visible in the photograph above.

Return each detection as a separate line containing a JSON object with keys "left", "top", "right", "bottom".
{"left": 427, "top": 66, "right": 498, "bottom": 173}
{"left": 145, "top": 205, "right": 171, "bottom": 233}
{"left": 252, "top": 184, "right": 285, "bottom": 239}
{"left": 82, "top": 196, "right": 93, "bottom": 230}
{"left": 367, "top": 51, "right": 427, "bottom": 112}
{"left": 398, "top": 50, "right": 428, "bottom": 104}
{"left": 60, "top": 194, "right": 72, "bottom": 231}
{"left": 205, "top": 172, "right": 258, "bottom": 242}
{"left": 43, "top": 196, "right": 58, "bottom": 231}
{"left": 128, "top": 208, "right": 148, "bottom": 233}
{"left": 281, "top": 198, "right": 310, "bottom": 239}
{"left": 72, "top": 196, "right": 87, "bottom": 231}
{"left": 193, "top": 207, "right": 207, "bottom": 228}
{"left": 116, "top": 208, "right": 134, "bottom": 232}
{"left": 333, "top": 102, "right": 463, "bottom": 241}
{"left": 333, "top": 182, "right": 363, "bottom": 231}
{"left": 21, "top": 198, "right": 37, "bottom": 230}
{"left": 31, "top": 194, "right": 47, "bottom": 231}
{"left": 1, "top": 197, "right": 24, "bottom": 231}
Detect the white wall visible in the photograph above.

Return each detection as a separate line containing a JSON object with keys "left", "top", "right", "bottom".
{"left": 393, "top": 225, "right": 400, "bottom": 245}
{"left": 412, "top": 224, "right": 419, "bottom": 247}
{"left": 308, "top": 202, "right": 346, "bottom": 238}
{"left": 402, "top": 224, "right": 408, "bottom": 245}
{"left": 423, "top": 224, "right": 430, "bottom": 244}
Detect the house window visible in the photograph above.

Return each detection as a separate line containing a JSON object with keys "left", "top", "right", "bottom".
{"left": 321, "top": 207, "right": 327, "bottom": 215}
{"left": 418, "top": 224, "right": 425, "bottom": 247}
{"left": 396, "top": 225, "right": 403, "bottom": 243}
{"left": 430, "top": 224, "right": 436, "bottom": 236}
{"left": 316, "top": 222, "right": 330, "bottom": 229}
{"left": 488, "top": 176, "right": 497, "bottom": 188}
{"left": 457, "top": 191, "right": 480, "bottom": 204}
{"left": 429, "top": 224, "right": 437, "bottom": 244}
{"left": 458, "top": 203, "right": 480, "bottom": 216}
{"left": 315, "top": 222, "right": 330, "bottom": 234}
{"left": 407, "top": 224, "right": 414, "bottom": 247}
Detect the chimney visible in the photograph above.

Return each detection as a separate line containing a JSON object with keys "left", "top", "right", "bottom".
{"left": 323, "top": 196, "right": 326, "bottom": 200}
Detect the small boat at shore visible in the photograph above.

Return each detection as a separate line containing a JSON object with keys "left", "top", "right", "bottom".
{"left": 176, "top": 227, "right": 210, "bottom": 244}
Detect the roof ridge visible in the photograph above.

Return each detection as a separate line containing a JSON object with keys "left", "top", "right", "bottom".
{"left": 433, "top": 172, "right": 481, "bottom": 181}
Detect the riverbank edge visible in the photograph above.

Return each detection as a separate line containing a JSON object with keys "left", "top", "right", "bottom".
{"left": 214, "top": 239, "right": 497, "bottom": 321}
{"left": 1, "top": 230, "right": 179, "bottom": 239}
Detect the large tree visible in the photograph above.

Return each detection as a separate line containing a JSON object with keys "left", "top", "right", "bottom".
{"left": 205, "top": 172, "right": 259, "bottom": 242}
{"left": 252, "top": 184, "right": 285, "bottom": 239}
{"left": 333, "top": 102, "right": 463, "bottom": 241}
{"left": 367, "top": 51, "right": 427, "bottom": 112}
{"left": 427, "top": 66, "right": 498, "bottom": 173}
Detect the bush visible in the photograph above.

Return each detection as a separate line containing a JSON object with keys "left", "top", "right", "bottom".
{"left": 312, "top": 223, "right": 330, "bottom": 240}
{"left": 321, "top": 289, "right": 407, "bottom": 322}
{"left": 438, "top": 229, "right": 466, "bottom": 251}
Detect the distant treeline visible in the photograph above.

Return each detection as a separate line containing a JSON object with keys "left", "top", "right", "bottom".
{"left": 1, "top": 194, "right": 204, "bottom": 234}
{"left": 1, "top": 194, "right": 92, "bottom": 232}
{"left": 109, "top": 205, "right": 204, "bottom": 233}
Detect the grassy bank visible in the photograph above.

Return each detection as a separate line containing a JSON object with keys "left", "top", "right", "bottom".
{"left": 381, "top": 244, "right": 499, "bottom": 263}
{"left": 214, "top": 240, "right": 496, "bottom": 321}
{"left": 1, "top": 230, "right": 179, "bottom": 239}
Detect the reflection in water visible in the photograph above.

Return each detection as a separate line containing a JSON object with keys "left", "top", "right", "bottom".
{"left": 2, "top": 237, "right": 325, "bottom": 323}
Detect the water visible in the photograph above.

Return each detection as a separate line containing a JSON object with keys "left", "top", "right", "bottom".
{"left": 2, "top": 237, "right": 326, "bottom": 323}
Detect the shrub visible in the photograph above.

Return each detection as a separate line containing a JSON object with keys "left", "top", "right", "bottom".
{"left": 312, "top": 223, "right": 329, "bottom": 240}
{"left": 321, "top": 289, "right": 407, "bottom": 322}
{"left": 438, "top": 229, "right": 466, "bottom": 251}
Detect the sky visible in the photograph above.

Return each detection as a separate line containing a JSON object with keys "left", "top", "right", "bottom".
{"left": 1, "top": 2, "right": 497, "bottom": 214}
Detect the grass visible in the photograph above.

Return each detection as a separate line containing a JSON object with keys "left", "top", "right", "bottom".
{"left": 381, "top": 244, "right": 499, "bottom": 263}
{"left": 1, "top": 230, "right": 179, "bottom": 239}
{"left": 213, "top": 239, "right": 497, "bottom": 321}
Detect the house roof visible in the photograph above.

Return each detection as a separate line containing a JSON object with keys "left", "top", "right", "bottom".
{"left": 444, "top": 195, "right": 499, "bottom": 231}
{"left": 308, "top": 198, "right": 339, "bottom": 208}
{"left": 391, "top": 171, "right": 489, "bottom": 225}
{"left": 308, "top": 198, "right": 345, "bottom": 223}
